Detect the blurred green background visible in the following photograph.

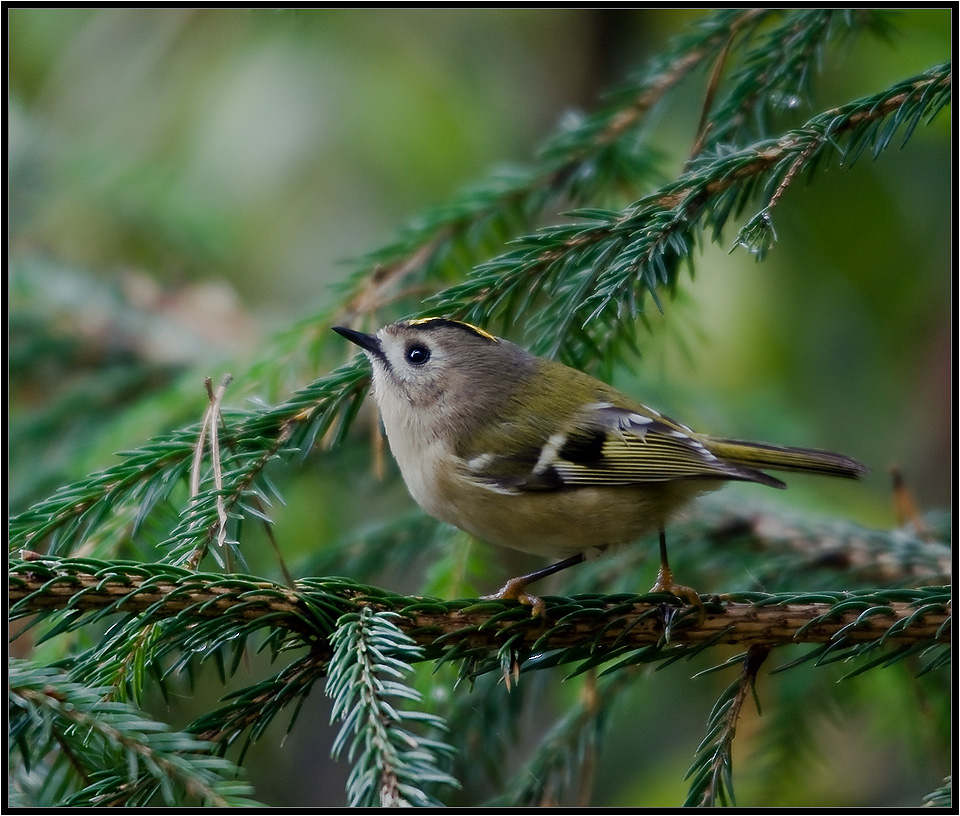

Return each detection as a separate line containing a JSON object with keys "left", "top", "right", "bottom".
{"left": 7, "top": 8, "right": 951, "bottom": 808}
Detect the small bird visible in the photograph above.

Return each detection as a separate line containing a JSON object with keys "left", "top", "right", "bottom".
{"left": 334, "top": 318, "right": 866, "bottom": 614}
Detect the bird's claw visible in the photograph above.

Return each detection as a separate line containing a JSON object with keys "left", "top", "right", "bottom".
{"left": 650, "top": 568, "right": 705, "bottom": 625}
{"left": 482, "top": 577, "right": 546, "bottom": 618}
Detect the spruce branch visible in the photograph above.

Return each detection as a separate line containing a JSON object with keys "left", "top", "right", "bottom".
{"left": 683, "top": 645, "right": 770, "bottom": 807}
{"left": 8, "top": 659, "right": 260, "bottom": 808}
{"left": 8, "top": 359, "right": 370, "bottom": 562}
{"left": 585, "top": 503, "right": 952, "bottom": 595}
{"left": 698, "top": 10, "right": 896, "bottom": 151}
{"left": 9, "top": 557, "right": 949, "bottom": 661}
{"left": 923, "top": 777, "right": 952, "bottom": 809}
{"left": 432, "top": 63, "right": 950, "bottom": 367}
{"left": 326, "top": 607, "right": 459, "bottom": 807}
{"left": 189, "top": 653, "right": 330, "bottom": 759}
{"left": 334, "top": 9, "right": 777, "bottom": 329}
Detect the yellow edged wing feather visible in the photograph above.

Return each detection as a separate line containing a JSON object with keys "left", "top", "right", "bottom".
{"left": 462, "top": 402, "right": 786, "bottom": 493}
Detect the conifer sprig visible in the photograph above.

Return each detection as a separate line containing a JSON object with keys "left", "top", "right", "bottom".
{"left": 8, "top": 359, "right": 371, "bottom": 564}
{"left": 698, "top": 10, "right": 895, "bottom": 151}
{"left": 8, "top": 659, "right": 260, "bottom": 808}
{"left": 922, "top": 777, "right": 952, "bottom": 809}
{"left": 326, "top": 607, "right": 459, "bottom": 807}
{"left": 432, "top": 64, "right": 950, "bottom": 367}
{"left": 683, "top": 646, "right": 770, "bottom": 807}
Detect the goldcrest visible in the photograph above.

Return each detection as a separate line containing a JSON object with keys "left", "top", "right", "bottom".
{"left": 334, "top": 318, "right": 865, "bottom": 612}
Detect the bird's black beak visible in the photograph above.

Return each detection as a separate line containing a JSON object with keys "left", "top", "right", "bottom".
{"left": 333, "top": 326, "right": 383, "bottom": 357}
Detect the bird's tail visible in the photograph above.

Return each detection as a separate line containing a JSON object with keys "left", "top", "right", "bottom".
{"left": 705, "top": 437, "right": 867, "bottom": 482}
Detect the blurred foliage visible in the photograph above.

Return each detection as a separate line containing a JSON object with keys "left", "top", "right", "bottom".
{"left": 7, "top": 8, "right": 952, "bottom": 809}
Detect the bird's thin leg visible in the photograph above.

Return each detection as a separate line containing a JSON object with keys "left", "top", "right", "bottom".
{"left": 484, "top": 553, "right": 586, "bottom": 617}
{"left": 650, "top": 528, "right": 703, "bottom": 612}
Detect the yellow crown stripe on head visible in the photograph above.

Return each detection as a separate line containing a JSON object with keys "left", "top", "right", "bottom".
{"left": 405, "top": 317, "right": 499, "bottom": 343}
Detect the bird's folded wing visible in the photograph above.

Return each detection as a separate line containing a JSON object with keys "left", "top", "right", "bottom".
{"left": 461, "top": 402, "right": 782, "bottom": 493}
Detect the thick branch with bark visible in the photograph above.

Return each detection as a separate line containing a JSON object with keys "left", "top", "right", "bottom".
{"left": 9, "top": 558, "right": 949, "bottom": 663}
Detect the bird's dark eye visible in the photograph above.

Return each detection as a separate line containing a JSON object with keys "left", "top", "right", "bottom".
{"left": 404, "top": 343, "right": 431, "bottom": 366}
